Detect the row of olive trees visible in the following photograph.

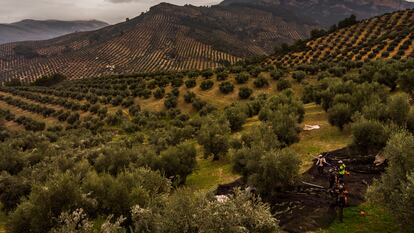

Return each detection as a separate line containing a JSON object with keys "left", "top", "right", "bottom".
{"left": 0, "top": 130, "right": 280, "bottom": 233}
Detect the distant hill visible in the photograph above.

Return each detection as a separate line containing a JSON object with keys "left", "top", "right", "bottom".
{"left": 266, "top": 9, "right": 414, "bottom": 66}
{"left": 0, "top": 19, "right": 109, "bottom": 44}
{"left": 220, "top": 0, "right": 414, "bottom": 26}
{"left": 1, "top": 0, "right": 414, "bottom": 82}
{"left": 0, "top": 3, "right": 317, "bottom": 82}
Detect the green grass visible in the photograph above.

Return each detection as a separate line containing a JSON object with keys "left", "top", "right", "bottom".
{"left": 186, "top": 103, "right": 352, "bottom": 191}
{"left": 291, "top": 103, "right": 352, "bottom": 172}
{"left": 320, "top": 203, "right": 399, "bottom": 233}
{"left": 186, "top": 155, "right": 240, "bottom": 192}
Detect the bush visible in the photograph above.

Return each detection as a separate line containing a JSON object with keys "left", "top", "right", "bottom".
{"left": 253, "top": 75, "right": 269, "bottom": 88}
{"left": 201, "top": 69, "right": 214, "bottom": 78}
{"left": 197, "top": 115, "right": 231, "bottom": 160}
{"left": 239, "top": 87, "right": 253, "bottom": 99}
{"left": 249, "top": 149, "right": 301, "bottom": 196}
{"left": 387, "top": 94, "right": 411, "bottom": 126}
{"left": 157, "top": 142, "right": 197, "bottom": 185}
{"left": 368, "top": 132, "right": 414, "bottom": 232}
{"left": 105, "top": 113, "right": 122, "bottom": 126}
{"left": 216, "top": 72, "right": 228, "bottom": 81}
{"left": 153, "top": 88, "right": 165, "bottom": 99}
{"left": 200, "top": 80, "right": 214, "bottom": 90}
{"left": 351, "top": 119, "right": 389, "bottom": 149}
{"left": 66, "top": 112, "right": 80, "bottom": 125}
{"left": 192, "top": 98, "right": 207, "bottom": 111}
{"left": 270, "top": 69, "right": 284, "bottom": 80}
{"left": 328, "top": 103, "right": 352, "bottom": 130}
{"left": 130, "top": 189, "right": 280, "bottom": 233}
{"left": 185, "top": 79, "right": 196, "bottom": 88}
{"left": 235, "top": 72, "right": 250, "bottom": 84}
{"left": 219, "top": 81, "right": 234, "bottom": 94}
{"left": 397, "top": 70, "right": 414, "bottom": 96}
{"left": 164, "top": 96, "right": 178, "bottom": 109}
{"left": 224, "top": 106, "right": 247, "bottom": 132}
{"left": 7, "top": 173, "right": 83, "bottom": 233}
{"left": 277, "top": 79, "right": 291, "bottom": 91}
{"left": 270, "top": 111, "right": 299, "bottom": 147}
{"left": 184, "top": 91, "right": 196, "bottom": 103}
{"left": 110, "top": 95, "right": 123, "bottom": 106}
{"left": 292, "top": 71, "right": 306, "bottom": 83}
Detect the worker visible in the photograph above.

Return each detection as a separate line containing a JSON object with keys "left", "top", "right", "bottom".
{"left": 316, "top": 154, "right": 329, "bottom": 175}
{"left": 336, "top": 184, "right": 348, "bottom": 223}
{"left": 337, "top": 160, "right": 346, "bottom": 183}
{"left": 328, "top": 168, "right": 337, "bottom": 189}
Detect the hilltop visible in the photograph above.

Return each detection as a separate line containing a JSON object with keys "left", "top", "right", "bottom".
{"left": 1, "top": 0, "right": 414, "bottom": 82}
{"left": 0, "top": 19, "right": 108, "bottom": 44}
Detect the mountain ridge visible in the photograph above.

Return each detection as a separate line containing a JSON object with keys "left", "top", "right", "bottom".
{"left": 0, "top": 19, "right": 109, "bottom": 44}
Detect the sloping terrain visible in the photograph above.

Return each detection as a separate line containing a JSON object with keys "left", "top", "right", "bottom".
{"left": 0, "top": 19, "right": 108, "bottom": 44}
{"left": 1, "top": 0, "right": 414, "bottom": 83}
{"left": 0, "top": 3, "right": 314, "bottom": 83}
{"left": 221, "top": 0, "right": 414, "bottom": 26}
{"left": 267, "top": 9, "right": 414, "bottom": 66}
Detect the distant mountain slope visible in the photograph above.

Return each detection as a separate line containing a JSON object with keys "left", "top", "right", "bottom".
{"left": 221, "top": 0, "right": 414, "bottom": 26}
{"left": 0, "top": 3, "right": 316, "bottom": 82}
{"left": 266, "top": 9, "right": 414, "bottom": 66}
{"left": 0, "top": 19, "right": 109, "bottom": 44}
{"left": 1, "top": 0, "right": 414, "bottom": 82}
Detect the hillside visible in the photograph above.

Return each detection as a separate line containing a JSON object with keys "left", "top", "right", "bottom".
{"left": 1, "top": 48, "right": 414, "bottom": 233}
{"left": 1, "top": 0, "right": 414, "bottom": 83}
{"left": 221, "top": 0, "right": 414, "bottom": 26}
{"left": 0, "top": 3, "right": 316, "bottom": 83}
{"left": 0, "top": 19, "right": 108, "bottom": 44}
{"left": 267, "top": 9, "right": 414, "bottom": 67}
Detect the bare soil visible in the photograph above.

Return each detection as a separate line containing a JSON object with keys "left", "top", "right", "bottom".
{"left": 216, "top": 147, "right": 385, "bottom": 233}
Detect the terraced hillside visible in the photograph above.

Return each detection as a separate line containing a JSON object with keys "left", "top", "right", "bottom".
{"left": 2, "top": 0, "right": 414, "bottom": 83}
{"left": 267, "top": 9, "right": 414, "bottom": 67}
{"left": 0, "top": 3, "right": 315, "bottom": 83}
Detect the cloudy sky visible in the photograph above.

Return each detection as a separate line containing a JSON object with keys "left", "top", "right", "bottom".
{"left": 0, "top": 0, "right": 219, "bottom": 24}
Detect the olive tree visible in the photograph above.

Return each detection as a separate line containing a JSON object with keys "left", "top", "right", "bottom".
{"left": 197, "top": 115, "right": 231, "bottom": 160}
{"left": 368, "top": 132, "right": 414, "bottom": 232}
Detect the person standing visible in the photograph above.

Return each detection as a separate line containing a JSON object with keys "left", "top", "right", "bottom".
{"left": 336, "top": 184, "right": 348, "bottom": 223}
{"left": 316, "top": 154, "right": 329, "bottom": 175}
{"left": 337, "top": 160, "right": 346, "bottom": 183}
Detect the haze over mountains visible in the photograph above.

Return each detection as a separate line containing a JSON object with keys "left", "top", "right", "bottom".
{"left": 0, "top": 20, "right": 109, "bottom": 45}
{"left": 0, "top": 0, "right": 413, "bottom": 82}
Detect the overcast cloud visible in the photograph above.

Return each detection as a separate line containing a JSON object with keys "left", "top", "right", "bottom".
{"left": 0, "top": 0, "right": 218, "bottom": 24}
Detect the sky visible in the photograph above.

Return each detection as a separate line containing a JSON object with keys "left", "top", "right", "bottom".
{"left": 0, "top": 0, "right": 219, "bottom": 24}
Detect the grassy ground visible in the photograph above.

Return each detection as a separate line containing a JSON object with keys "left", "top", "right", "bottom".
{"left": 186, "top": 156, "right": 240, "bottom": 192}
{"left": 319, "top": 203, "right": 399, "bottom": 233}
{"left": 185, "top": 102, "right": 353, "bottom": 191}
{"left": 291, "top": 103, "right": 352, "bottom": 172}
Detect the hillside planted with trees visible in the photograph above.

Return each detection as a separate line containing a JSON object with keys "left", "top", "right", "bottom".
{"left": 1, "top": 53, "right": 414, "bottom": 232}
{"left": 1, "top": 8, "right": 414, "bottom": 233}
{"left": 268, "top": 9, "right": 414, "bottom": 67}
